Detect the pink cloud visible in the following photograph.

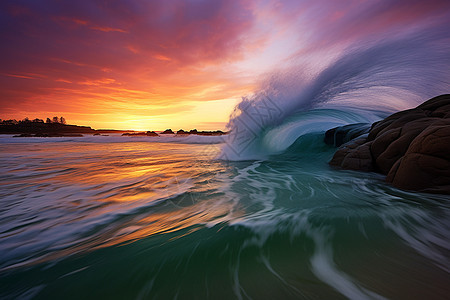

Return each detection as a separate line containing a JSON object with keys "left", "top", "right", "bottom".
{"left": 0, "top": 0, "right": 449, "bottom": 128}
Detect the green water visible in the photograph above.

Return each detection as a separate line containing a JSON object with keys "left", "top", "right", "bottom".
{"left": 0, "top": 137, "right": 449, "bottom": 299}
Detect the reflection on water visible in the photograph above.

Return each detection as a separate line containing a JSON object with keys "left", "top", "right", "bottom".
{"left": 0, "top": 142, "right": 235, "bottom": 270}
{"left": 0, "top": 140, "right": 449, "bottom": 299}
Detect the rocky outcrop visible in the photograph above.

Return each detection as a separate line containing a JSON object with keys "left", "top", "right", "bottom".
{"left": 196, "top": 130, "right": 226, "bottom": 136}
{"left": 176, "top": 129, "right": 227, "bottom": 136}
{"left": 386, "top": 124, "right": 450, "bottom": 193}
{"left": 324, "top": 123, "right": 371, "bottom": 147}
{"left": 120, "top": 129, "right": 228, "bottom": 136}
{"left": 161, "top": 129, "right": 174, "bottom": 134}
{"left": 329, "top": 137, "right": 374, "bottom": 171}
{"left": 146, "top": 131, "right": 158, "bottom": 136}
{"left": 329, "top": 94, "right": 450, "bottom": 194}
{"left": 122, "top": 131, "right": 159, "bottom": 136}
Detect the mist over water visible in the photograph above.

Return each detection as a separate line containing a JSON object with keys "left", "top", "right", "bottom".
{"left": 222, "top": 16, "right": 450, "bottom": 160}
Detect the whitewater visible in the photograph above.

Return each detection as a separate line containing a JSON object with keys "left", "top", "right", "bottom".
{"left": 1, "top": 6, "right": 450, "bottom": 300}
{"left": 1, "top": 131, "right": 449, "bottom": 299}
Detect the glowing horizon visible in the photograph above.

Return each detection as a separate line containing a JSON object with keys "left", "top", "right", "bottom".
{"left": 1, "top": 0, "right": 449, "bottom": 130}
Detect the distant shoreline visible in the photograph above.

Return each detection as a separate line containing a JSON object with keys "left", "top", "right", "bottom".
{"left": 0, "top": 122, "right": 126, "bottom": 136}
{"left": 0, "top": 122, "right": 227, "bottom": 137}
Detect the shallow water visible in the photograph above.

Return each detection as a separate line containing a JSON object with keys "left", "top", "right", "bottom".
{"left": 0, "top": 136, "right": 449, "bottom": 299}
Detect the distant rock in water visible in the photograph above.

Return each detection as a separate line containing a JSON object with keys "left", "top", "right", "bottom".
{"left": 146, "top": 131, "right": 158, "bottom": 136}
{"left": 324, "top": 123, "right": 371, "bottom": 147}
{"left": 330, "top": 94, "right": 450, "bottom": 194}
{"left": 174, "top": 129, "right": 227, "bottom": 136}
{"left": 177, "top": 129, "right": 188, "bottom": 135}
{"left": 122, "top": 131, "right": 159, "bottom": 137}
{"left": 196, "top": 130, "right": 226, "bottom": 136}
{"left": 161, "top": 129, "right": 174, "bottom": 134}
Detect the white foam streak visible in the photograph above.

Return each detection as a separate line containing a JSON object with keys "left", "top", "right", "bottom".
{"left": 310, "top": 233, "right": 387, "bottom": 300}
{"left": 381, "top": 207, "right": 450, "bottom": 273}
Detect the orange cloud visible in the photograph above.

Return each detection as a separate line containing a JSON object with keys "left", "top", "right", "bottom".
{"left": 79, "top": 78, "right": 117, "bottom": 86}
{"left": 4, "top": 74, "right": 36, "bottom": 80}
{"left": 0, "top": 0, "right": 448, "bottom": 131}
{"left": 153, "top": 54, "right": 171, "bottom": 61}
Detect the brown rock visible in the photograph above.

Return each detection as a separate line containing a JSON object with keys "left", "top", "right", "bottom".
{"left": 340, "top": 141, "right": 374, "bottom": 171}
{"left": 329, "top": 137, "right": 373, "bottom": 170}
{"left": 375, "top": 130, "right": 418, "bottom": 174}
{"left": 329, "top": 94, "right": 450, "bottom": 194}
{"left": 387, "top": 125, "right": 450, "bottom": 194}
{"left": 324, "top": 123, "right": 370, "bottom": 147}
{"left": 370, "top": 128, "right": 401, "bottom": 159}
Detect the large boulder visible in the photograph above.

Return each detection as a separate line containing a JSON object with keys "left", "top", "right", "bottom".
{"left": 329, "top": 137, "right": 374, "bottom": 171}
{"left": 324, "top": 123, "right": 371, "bottom": 147}
{"left": 329, "top": 94, "right": 450, "bottom": 194}
{"left": 386, "top": 124, "right": 450, "bottom": 194}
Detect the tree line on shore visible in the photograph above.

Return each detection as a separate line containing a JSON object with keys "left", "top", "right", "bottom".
{"left": 0, "top": 116, "right": 67, "bottom": 125}
{"left": 1, "top": 116, "right": 228, "bottom": 136}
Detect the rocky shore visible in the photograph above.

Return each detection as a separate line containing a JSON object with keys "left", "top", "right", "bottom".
{"left": 328, "top": 94, "right": 450, "bottom": 194}
{"left": 0, "top": 122, "right": 227, "bottom": 138}
{"left": 122, "top": 129, "right": 227, "bottom": 137}
{"left": 0, "top": 121, "right": 130, "bottom": 136}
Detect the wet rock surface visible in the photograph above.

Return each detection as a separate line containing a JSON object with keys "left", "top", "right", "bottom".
{"left": 324, "top": 123, "right": 371, "bottom": 147}
{"left": 329, "top": 94, "right": 450, "bottom": 194}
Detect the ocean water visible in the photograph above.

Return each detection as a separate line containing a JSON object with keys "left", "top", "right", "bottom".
{"left": 0, "top": 132, "right": 449, "bottom": 299}
{"left": 2, "top": 7, "right": 450, "bottom": 298}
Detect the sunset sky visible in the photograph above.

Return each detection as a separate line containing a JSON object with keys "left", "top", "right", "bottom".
{"left": 1, "top": 0, "right": 449, "bottom": 130}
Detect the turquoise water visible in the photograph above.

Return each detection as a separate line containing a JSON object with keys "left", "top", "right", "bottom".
{"left": 1, "top": 135, "right": 449, "bottom": 299}
{"left": 2, "top": 5, "right": 450, "bottom": 297}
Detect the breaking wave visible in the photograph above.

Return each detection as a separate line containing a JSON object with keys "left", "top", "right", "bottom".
{"left": 222, "top": 25, "right": 450, "bottom": 160}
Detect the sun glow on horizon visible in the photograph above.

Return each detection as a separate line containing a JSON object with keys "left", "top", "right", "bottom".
{"left": 1, "top": 0, "right": 449, "bottom": 129}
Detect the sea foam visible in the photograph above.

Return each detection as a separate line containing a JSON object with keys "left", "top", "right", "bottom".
{"left": 221, "top": 21, "right": 450, "bottom": 161}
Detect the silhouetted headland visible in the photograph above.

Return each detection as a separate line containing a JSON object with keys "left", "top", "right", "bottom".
{"left": 1, "top": 116, "right": 130, "bottom": 137}
{"left": 1, "top": 118, "right": 227, "bottom": 137}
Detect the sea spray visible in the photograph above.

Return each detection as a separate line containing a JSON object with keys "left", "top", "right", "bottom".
{"left": 222, "top": 22, "right": 450, "bottom": 161}
{"left": 1, "top": 133, "right": 449, "bottom": 299}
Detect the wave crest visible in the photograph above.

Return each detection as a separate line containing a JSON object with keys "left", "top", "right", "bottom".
{"left": 221, "top": 25, "right": 450, "bottom": 161}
